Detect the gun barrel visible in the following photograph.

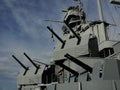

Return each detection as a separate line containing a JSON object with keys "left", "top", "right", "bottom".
{"left": 47, "top": 26, "right": 65, "bottom": 45}
{"left": 12, "top": 55, "right": 28, "bottom": 70}
{"left": 64, "top": 21, "right": 81, "bottom": 44}
{"left": 55, "top": 61, "right": 79, "bottom": 76}
{"left": 33, "top": 60, "right": 49, "bottom": 66}
{"left": 64, "top": 53, "right": 93, "bottom": 73}
{"left": 24, "top": 53, "right": 38, "bottom": 69}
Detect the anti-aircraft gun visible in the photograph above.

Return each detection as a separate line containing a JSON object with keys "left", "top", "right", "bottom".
{"left": 13, "top": 0, "right": 120, "bottom": 90}
{"left": 12, "top": 55, "right": 29, "bottom": 75}
{"left": 12, "top": 53, "right": 50, "bottom": 90}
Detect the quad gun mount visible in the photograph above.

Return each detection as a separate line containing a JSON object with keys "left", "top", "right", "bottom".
{"left": 55, "top": 53, "right": 93, "bottom": 77}
{"left": 13, "top": 0, "right": 120, "bottom": 90}
{"left": 55, "top": 59, "right": 79, "bottom": 76}
{"left": 64, "top": 53, "right": 93, "bottom": 73}
{"left": 12, "top": 53, "right": 41, "bottom": 75}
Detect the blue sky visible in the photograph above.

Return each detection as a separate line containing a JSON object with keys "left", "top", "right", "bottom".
{"left": 0, "top": 0, "right": 120, "bottom": 90}
{"left": 0, "top": 0, "right": 75, "bottom": 89}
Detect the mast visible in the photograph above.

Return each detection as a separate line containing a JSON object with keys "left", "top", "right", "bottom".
{"left": 97, "top": 0, "right": 104, "bottom": 21}
{"left": 97, "top": 0, "right": 108, "bottom": 43}
{"left": 78, "top": 0, "right": 82, "bottom": 10}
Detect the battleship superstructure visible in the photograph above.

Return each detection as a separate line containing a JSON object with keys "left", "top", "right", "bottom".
{"left": 12, "top": 0, "right": 120, "bottom": 90}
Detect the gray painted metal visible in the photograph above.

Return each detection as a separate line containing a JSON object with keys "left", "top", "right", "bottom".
{"left": 47, "top": 84, "right": 56, "bottom": 90}
{"left": 56, "top": 83, "right": 80, "bottom": 90}
{"left": 82, "top": 80, "right": 115, "bottom": 90}
{"left": 115, "top": 80, "right": 120, "bottom": 90}
{"left": 103, "top": 59, "right": 120, "bottom": 80}
{"left": 92, "top": 61, "right": 103, "bottom": 80}
{"left": 14, "top": 0, "right": 120, "bottom": 90}
{"left": 17, "top": 65, "right": 45, "bottom": 85}
{"left": 113, "top": 41, "right": 120, "bottom": 54}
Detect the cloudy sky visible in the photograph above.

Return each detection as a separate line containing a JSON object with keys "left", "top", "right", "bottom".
{"left": 0, "top": 0, "right": 120, "bottom": 90}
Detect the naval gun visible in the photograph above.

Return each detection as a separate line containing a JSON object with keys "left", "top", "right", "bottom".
{"left": 55, "top": 53, "right": 93, "bottom": 76}
{"left": 64, "top": 21, "right": 81, "bottom": 45}
{"left": 64, "top": 53, "right": 93, "bottom": 73}
{"left": 14, "top": 0, "right": 120, "bottom": 90}
{"left": 12, "top": 55, "right": 29, "bottom": 75}
{"left": 55, "top": 59, "right": 79, "bottom": 76}
{"left": 24, "top": 53, "right": 40, "bottom": 74}
{"left": 47, "top": 26, "right": 66, "bottom": 49}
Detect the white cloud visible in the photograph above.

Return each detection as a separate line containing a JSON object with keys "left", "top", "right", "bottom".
{"left": 3, "top": 0, "right": 48, "bottom": 40}
{"left": 0, "top": 39, "right": 53, "bottom": 82}
{"left": 0, "top": 56, "right": 18, "bottom": 80}
{"left": 0, "top": 0, "right": 71, "bottom": 89}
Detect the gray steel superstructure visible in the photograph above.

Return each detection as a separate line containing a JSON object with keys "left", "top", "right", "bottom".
{"left": 12, "top": 0, "right": 120, "bottom": 90}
